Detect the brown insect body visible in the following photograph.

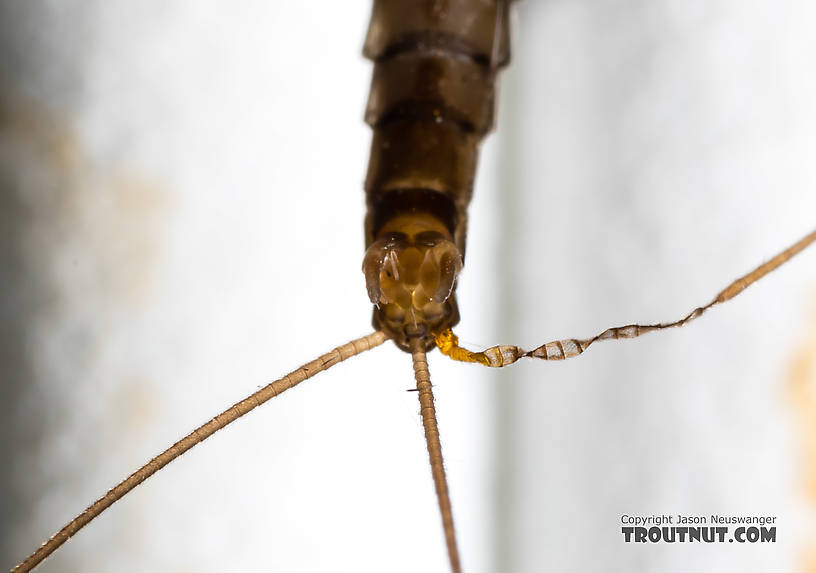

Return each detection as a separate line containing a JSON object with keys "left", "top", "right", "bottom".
{"left": 362, "top": 0, "right": 511, "bottom": 351}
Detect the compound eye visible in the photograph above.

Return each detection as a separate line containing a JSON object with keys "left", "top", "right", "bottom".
{"left": 382, "top": 231, "right": 407, "bottom": 245}
{"left": 422, "top": 302, "right": 444, "bottom": 322}
{"left": 383, "top": 303, "right": 405, "bottom": 324}
{"left": 414, "top": 230, "right": 446, "bottom": 247}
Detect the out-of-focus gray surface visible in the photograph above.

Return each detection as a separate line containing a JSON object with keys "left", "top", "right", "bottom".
{"left": 2, "top": 2, "right": 815, "bottom": 573}
{"left": 492, "top": 2, "right": 816, "bottom": 572}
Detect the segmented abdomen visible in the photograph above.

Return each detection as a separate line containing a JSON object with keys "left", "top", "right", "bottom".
{"left": 363, "top": 0, "right": 511, "bottom": 257}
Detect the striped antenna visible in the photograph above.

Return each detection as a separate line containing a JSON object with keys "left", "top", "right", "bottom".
{"left": 437, "top": 228, "right": 816, "bottom": 367}
{"left": 14, "top": 331, "right": 388, "bottom": 573}
{"left": 410, "top": 337, "right": 461, "bottom": 573}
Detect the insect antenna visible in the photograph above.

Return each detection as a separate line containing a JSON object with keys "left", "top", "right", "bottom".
{"left": 437, "top": 228, "right": 816, "bottom": 367}
{"left": 410, "top": 338, "right": 461, "bottom": 573}
{"left": 14, "top": 331, "right": 388, "bottom": 573}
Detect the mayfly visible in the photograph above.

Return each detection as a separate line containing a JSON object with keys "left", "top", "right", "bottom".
{"left": 8, "top": 1, "right": 816, "bottom": 572}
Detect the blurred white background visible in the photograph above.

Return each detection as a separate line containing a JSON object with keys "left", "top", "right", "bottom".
{"left": 2, "top": 1, "right": 815, "bottom": 572}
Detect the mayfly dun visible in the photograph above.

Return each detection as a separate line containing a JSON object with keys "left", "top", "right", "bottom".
{"left": 6, "top": 1, "right": 816, "bottom": 573}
